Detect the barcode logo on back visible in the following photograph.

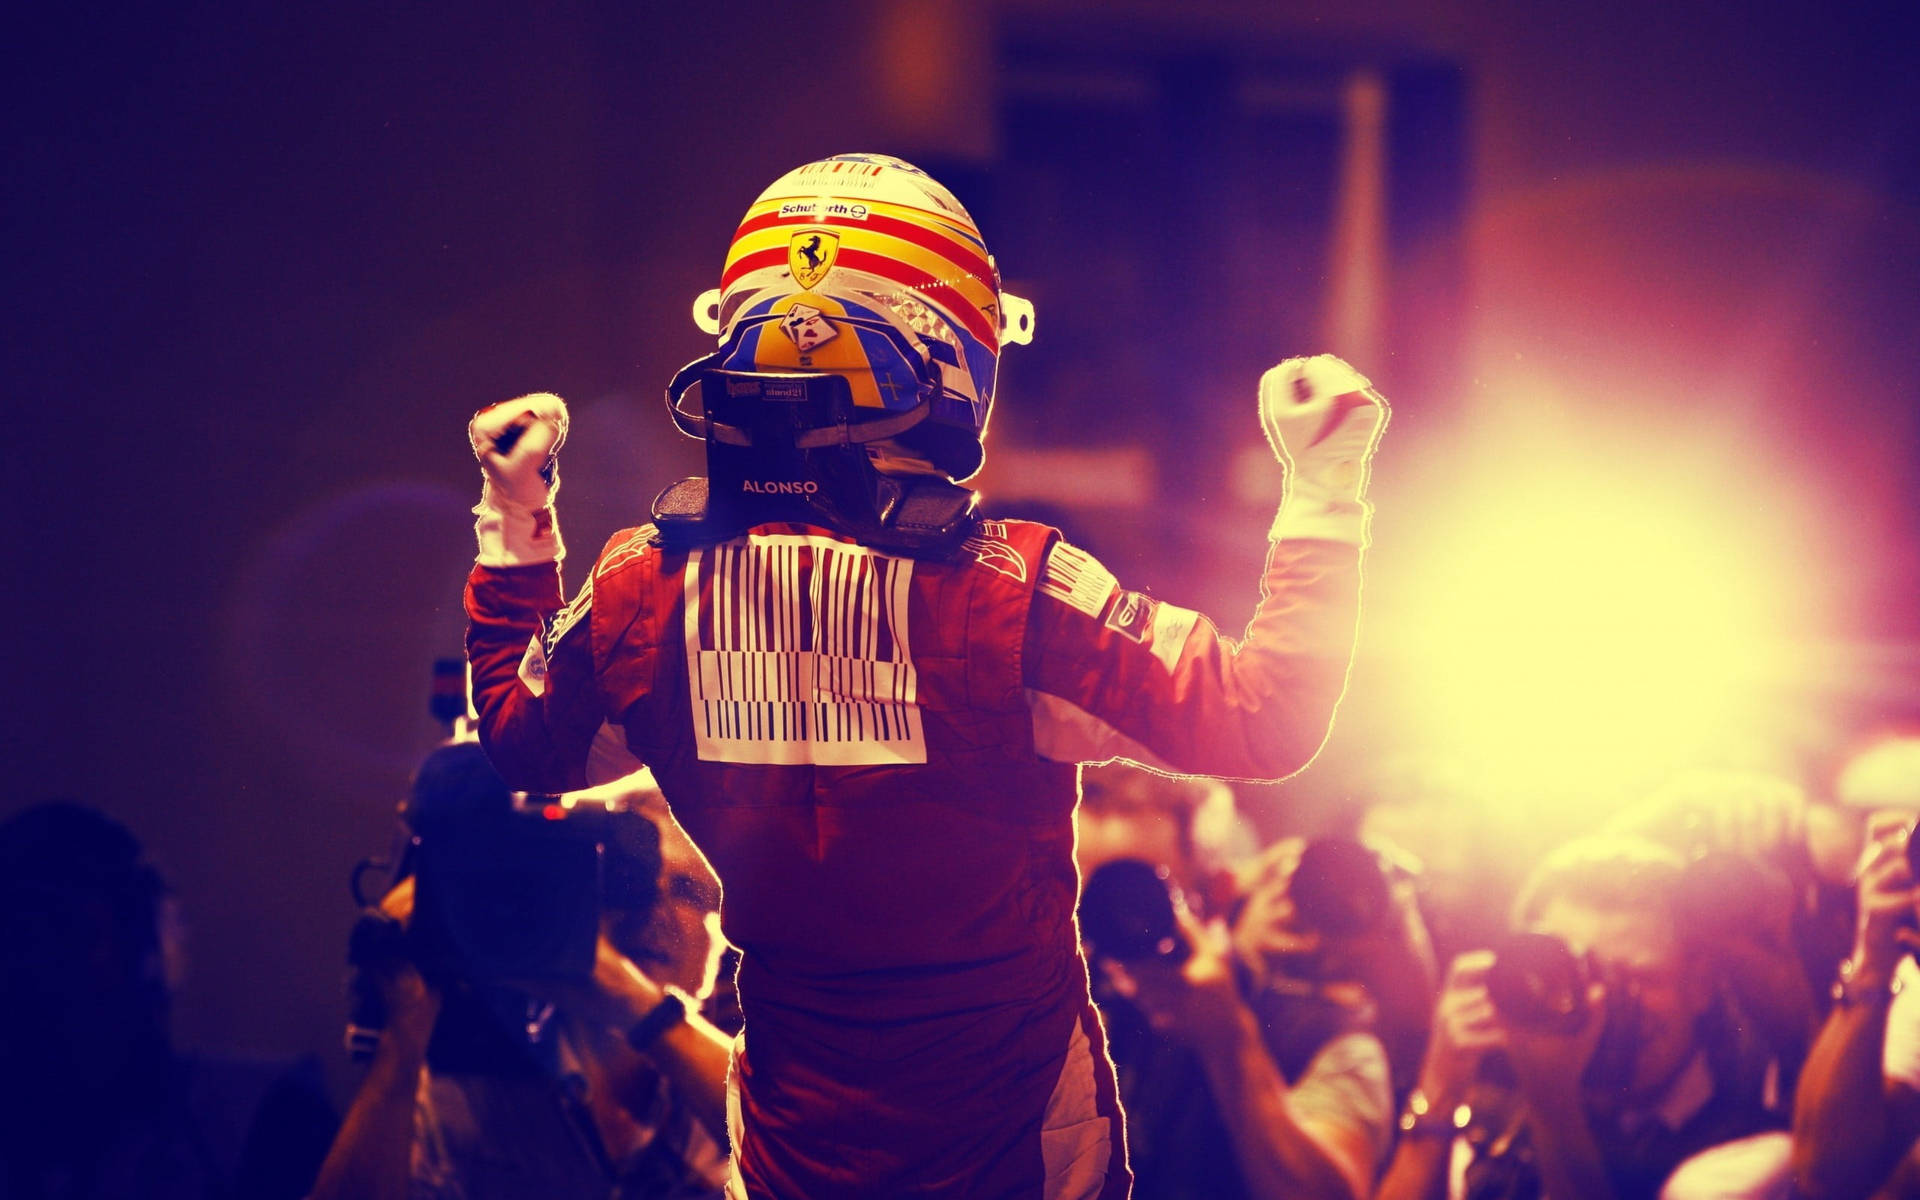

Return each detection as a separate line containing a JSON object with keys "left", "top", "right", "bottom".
{"left": 684, "top": 534, "right": 925, "bottom": 765}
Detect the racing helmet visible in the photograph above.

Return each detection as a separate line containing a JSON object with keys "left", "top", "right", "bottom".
{"left": 674, "top": 153, "right": 1034, "bottom": 482}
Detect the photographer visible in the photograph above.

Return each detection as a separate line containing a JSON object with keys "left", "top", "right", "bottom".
{"left": 1081, "top": 795, "right": 1395, "bottom": 1200}
{"left": 1607, "top": 769, "right": 1848, "bottom": 1088}
{"left": 310, "top": 744, "right": 731, "bottom": 1200}
{"left": 1375, "top": 835, "right": 1787, "bottom": 1200}
{"left": 1790, "top": 809, "right": 1920, "bottom": 1199}
{"left": 0, "top": 802, "right": 337, "bottom": 1200}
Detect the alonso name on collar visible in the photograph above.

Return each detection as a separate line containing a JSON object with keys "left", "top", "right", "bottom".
{"left": 742, "top": 479, "right": 820, "bottom": 495}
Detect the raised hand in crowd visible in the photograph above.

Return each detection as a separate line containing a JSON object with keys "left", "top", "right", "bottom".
{"left": 310, "top": 878, "right": 439, "bottom": 1200}
{"left": 1374, "top": 948, "right": 1608, "bottom": 1200}
{"left": 1406, "top": 951, "right": 1508, "bottom": 1127}
{"left": 1791, "top": 810, "right": 1920, "bottom": 1199}
{"left": 554, "top": 931, "right": 731, "bottom": 1149}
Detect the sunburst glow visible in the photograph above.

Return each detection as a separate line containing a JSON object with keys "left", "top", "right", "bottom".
{"left": 1376, "top": 421, "right": 1815, "bottom": 792}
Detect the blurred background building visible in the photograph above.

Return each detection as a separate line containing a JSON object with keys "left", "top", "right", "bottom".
{"left": 7, "top": 0, "right": 1918, "bottom": 1097}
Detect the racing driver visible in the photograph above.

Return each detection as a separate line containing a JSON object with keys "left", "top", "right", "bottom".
{"left": 461, "top": 153, "right": 1389, "bottom": 1199}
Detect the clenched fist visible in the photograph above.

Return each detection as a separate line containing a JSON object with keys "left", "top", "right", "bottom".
{"left": 469, "top": 392, "right": 570, "bottom": 566}
{"left": 1259, "top": 355, "right": 1389, "bottom": 545}
{"left": 470, "top": 392, "right": 570, "bottom": 512}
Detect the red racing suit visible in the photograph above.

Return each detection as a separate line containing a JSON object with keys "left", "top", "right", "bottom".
{"left": 465, "top": 514, "right": 1364, "bottom": 1199}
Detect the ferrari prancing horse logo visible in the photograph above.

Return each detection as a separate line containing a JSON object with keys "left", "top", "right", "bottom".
{"left": 788, "top": 231, "right": 840, "bottom": 289}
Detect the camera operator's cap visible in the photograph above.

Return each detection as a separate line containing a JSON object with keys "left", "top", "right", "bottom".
{"left": 1837, "top": 737, "right": 1920, "bottom": 810}
{"left": 406, "top": 741, "right": 516, "bottom": 835}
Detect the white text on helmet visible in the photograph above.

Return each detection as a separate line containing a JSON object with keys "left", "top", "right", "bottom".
{"left": 777, "top": 200, "right": 870, "bottom": 221}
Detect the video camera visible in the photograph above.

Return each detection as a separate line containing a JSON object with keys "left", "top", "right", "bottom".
{"left": 405, "top": 742, "right": 663, "bottom": 983}
{"left": 345, "top": 733, "right": 663, "bottom": 1062}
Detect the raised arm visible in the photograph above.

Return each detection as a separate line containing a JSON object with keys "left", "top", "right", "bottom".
{"left": 1023, "top": 355, "right": 1388, "bottom": 779}
{"left": 461, "top": 393, "right": 608, "bottom": 793}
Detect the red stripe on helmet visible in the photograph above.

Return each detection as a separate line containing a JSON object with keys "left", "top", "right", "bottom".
{"left": 719, "top": 246, "right": 789, "bottom": 291}
{"left": 730, "top": 209, "right": 992, "bottom": 286}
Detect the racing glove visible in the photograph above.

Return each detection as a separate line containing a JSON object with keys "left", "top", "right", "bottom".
{"left": 1259, "top": 354, "right": 1389, "bottom": 545}
{"left": 469, "top": 392, "right": 569, "bottom": 565}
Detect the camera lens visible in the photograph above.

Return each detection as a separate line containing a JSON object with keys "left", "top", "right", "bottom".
{"left": 1485, "top": 931, "right": 1590, "bottom": 1034}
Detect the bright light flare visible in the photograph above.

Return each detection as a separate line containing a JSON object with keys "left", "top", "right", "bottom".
{"left": 1836, "top": 737, "right": 1920, "bottom": 811}
{"left": 1379, "top": 442, "right": 1811, "bottom": 794}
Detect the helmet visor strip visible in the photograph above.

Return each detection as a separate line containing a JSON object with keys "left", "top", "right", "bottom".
{"left": 665, "top": 311, "right": 953, "bottom": 442}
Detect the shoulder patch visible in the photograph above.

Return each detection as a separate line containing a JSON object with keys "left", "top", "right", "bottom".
{"left": 1099, "top": 588, "right": 1202, "bottom": 673}
{"left": 1038, "top": 541, "right": 1118, "bottom": 618}
{"left": 518, "top": 634, "right": 548, "bottom": 697}
{"left": 596, "top": 525, "right": 658, "bottom": 580}
{"left": 542, "top": 575, "right": 593, "bottom": 656}
{"left": 1104, "top": 590, "right": 1156, "bottom": 643}
{"left": 960, "top": 522, "right": 1028, "bottom": 582}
